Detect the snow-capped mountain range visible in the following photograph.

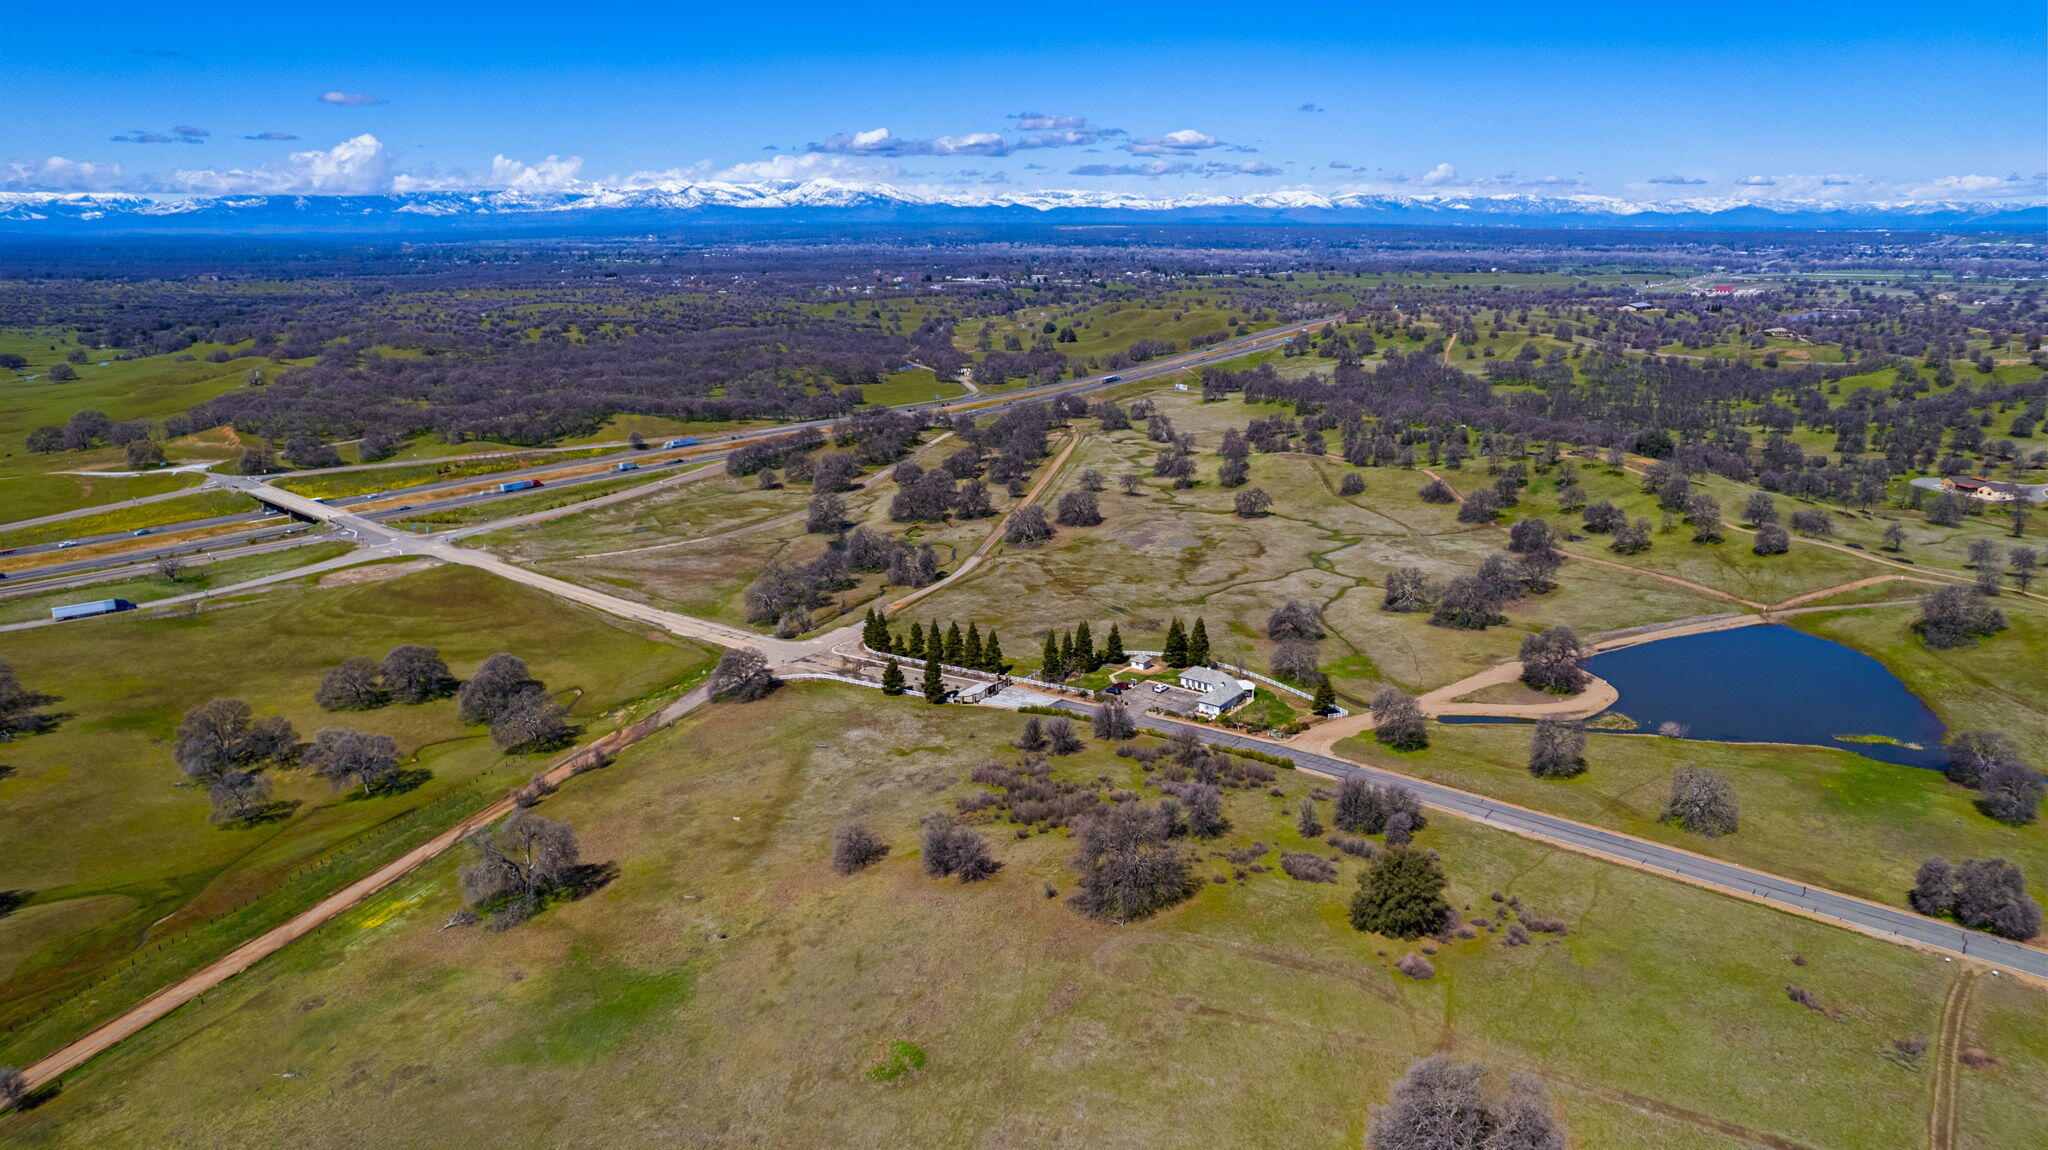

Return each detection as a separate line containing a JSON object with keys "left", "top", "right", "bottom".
{"left": 0, "top": 179, "right": 2040, "bottom": 234}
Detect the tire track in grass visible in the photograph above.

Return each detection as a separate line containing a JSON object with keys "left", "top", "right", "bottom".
{"left": 1928, "top": 967, "right": 1978, "bottom": 1150}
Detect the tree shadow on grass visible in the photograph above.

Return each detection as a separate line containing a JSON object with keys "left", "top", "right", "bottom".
{"left": 559, "top": 860, "right": 620, "bottom": 901}
{"left": 0, "top": 889, "right": 30, "bottom": 919}
{"left": 348, "top": 768, "right": 434, "bottom": 801}
{"left": 214, "top": 799, "right": 302, "bottom": 829}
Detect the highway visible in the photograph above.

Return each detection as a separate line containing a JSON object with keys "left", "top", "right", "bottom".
{"left": 0, "top": 313, "right": 1334, "bottom": 589}
{"left": 12, "top": 327, "right": 2048, "bottom": 1102}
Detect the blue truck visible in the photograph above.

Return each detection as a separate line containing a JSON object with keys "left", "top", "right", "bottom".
{"left": 51, "top": 598, "right": 136, "bottom": 621}
{"left": 497, "top": 478, "right": 544, "bottom": 493}
{"left": 663, "top": 437, "right": 699, "bottom": 448}
{"left": 614, "top": 461, "right": 640, "bottom": 472}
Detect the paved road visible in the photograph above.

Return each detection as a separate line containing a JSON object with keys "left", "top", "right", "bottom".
{"left": 0, "top": 314, "right": 1331, "bottom": 587}
{"left": 1047, "top": 700, "right": 2048, "bottom": 980}
{"left": 2, "top": 314, "right": 1332, "bottom": 540}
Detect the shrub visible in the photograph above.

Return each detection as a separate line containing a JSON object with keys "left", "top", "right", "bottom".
{"left": 920, "top": 814, "right": 1001, "bottom": 882}
{"left": 1066, "top": 803, "right": 1198, "bottom": 922}
{"left": 1280, "top": 852, "right": 1338, "bottom": 882}
{"left": 1393, "top": 952, "right": 1436, "bottom": 980}
{"left": 831, "top": 823, "right": 890, "bottom": 874}
{"left": 1367, "top": 1058, "right": 1565, "bottom": 1150}
{"left": 1329, "top": 832, "right": 1378, "bottom": 858}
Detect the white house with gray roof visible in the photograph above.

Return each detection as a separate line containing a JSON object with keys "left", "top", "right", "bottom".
{"left": 1177, "top": 666, "right": 1254, "bottom": 718}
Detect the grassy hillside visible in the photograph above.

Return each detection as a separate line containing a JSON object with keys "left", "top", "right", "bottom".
{"left": 5, "top": 683, "right": 2040, "bottom": 1148}
{"left": 0, "top": 564, "right": 718, "bottom": 1065}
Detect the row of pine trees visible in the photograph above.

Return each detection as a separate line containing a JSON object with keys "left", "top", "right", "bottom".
{"left": 863, "top": 608, "right": 1218, "bottom": 681}
{"left": 862, "top": 610, "right": 1007, "bottom": 674}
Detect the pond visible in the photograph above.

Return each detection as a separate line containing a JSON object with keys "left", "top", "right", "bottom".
{"left": 1449, "top": 624, "right": 1950, "bottom": 768}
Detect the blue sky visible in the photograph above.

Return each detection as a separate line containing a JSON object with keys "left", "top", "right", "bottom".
{"left": 3, "top": 0, "right": 2041, "bottom": 202}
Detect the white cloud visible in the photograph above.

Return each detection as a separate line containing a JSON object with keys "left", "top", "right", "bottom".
{"left": 809, "top": 127, "right": 1010, "bottom": 157}
{"left": 319, "top": 91, "right": 385, "bottom": 107}
{"left": 1070, "top": 159, "right": 1189, "bottom": 177}
{"left": 1735, "top": 174, "right": 1777, "bottom": 186}
{"left": 166, "top": 134, "right": 393, "bottom": 194}
{"left": 1125, "top": 129, "right": 1223, "bottom": 156}
{"left": 714, "top": 152, "right": 903, "bottom": 181}
{"left": 1647, "top": 174, "right": 1709, "bottom": 186}
{"left": 1906, "top": 172, "right": 2044, "bottom": 199}
{"left": 487, "top": 153, "right": 585, "bottom": 191}
{"left": 1007, "top": 113, "right": 1122, "bottom": 147}
{"left": 1415, "top": 162, "right": 1459, "bottom": 186}
{"left": 0, "top": 156, "right": 126, "bottom": 192}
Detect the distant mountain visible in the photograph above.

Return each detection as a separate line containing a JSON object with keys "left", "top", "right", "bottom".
{"left": 1, "top": 179, "right": 2041, "bottom": 235}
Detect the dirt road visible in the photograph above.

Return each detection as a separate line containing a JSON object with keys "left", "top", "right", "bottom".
{"left": 17, "top": 684, "right": 714, "bottom": 1095}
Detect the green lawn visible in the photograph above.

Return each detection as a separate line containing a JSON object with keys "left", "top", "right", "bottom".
{"left": 4, "top": 683, "right": 2034, "bottom": 1148}
{"left": 0, "top": 564, "right": 718, "bottom": 1066}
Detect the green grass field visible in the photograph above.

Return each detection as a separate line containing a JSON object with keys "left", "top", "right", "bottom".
{"left": 1333, "top": 720, "right": 2048, "bottom": 916}
{"left": 5, "top": 683, "right": 2037, "bottom": 1148}
{"left": 0, "top": 563, "right": 718, "bottom": 1067}
{"left": 480, "top": 432, "right": 1033, "bottom": 635}
{"left": 0, "top": 489, "right": 258, "bottom": 549}
{"left": 903, "top": 396, "right": 1728, "bottom": 700}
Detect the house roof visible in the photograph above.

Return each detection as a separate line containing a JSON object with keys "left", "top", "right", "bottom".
{"left": 1179, "top": 666, "right": 1250, "bottom": 709}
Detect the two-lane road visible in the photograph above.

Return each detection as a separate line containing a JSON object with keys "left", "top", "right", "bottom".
{"left": 1029, "top": 701, "right": 2048, "bottom": 981}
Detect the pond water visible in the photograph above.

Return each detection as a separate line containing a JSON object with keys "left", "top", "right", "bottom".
{"left": 1450, "top": 624, "right": 1950, "bottom": 768}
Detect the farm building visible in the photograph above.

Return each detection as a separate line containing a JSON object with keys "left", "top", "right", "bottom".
{"left": 1942, "top": 476, "right": 2024, "bottom": 502}
{"left": 1176, "top": 666, "right": 1254, "bottom": 718}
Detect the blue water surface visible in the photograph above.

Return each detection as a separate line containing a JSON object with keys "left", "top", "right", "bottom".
{"left": 1450, "top": 624, "right": 1950, "bottom": 768}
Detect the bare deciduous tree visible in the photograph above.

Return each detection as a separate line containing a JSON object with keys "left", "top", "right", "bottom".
{"left": 709, "top": 647, "right": 779, "bottom": 702}
{"left": 459, "top": 811, "right": 582, "bottom": 928}
{"left": 1661, "top": 765, "right": 1739, "bottom": 837}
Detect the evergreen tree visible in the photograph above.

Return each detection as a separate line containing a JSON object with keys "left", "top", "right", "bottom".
{"left": 1074, "top": 620, "right": 1095, "bottom": 672}
{"left": 1104, "top": 623, "right": 1127, "bottom": 665}
{"left": 1042, "top": 632, "right": 1064, "bottom": 680}
{"left": 1163, "top": 619, "right": 1189, "bottom": 666}
{"left": 862, "top": 609, "right": 891, "bottom": 652}
{"left": 983, "top": 631, "right": 1005, "bottom": 672}
{"left": 880, "top": 658, "right": 906, "bottom": 696}
{"left": 1312, "top": 677, "right": 1338, "bottom": 715}
{"left": 963, "top": 623, "right": 984, "bottom": 670}
{"left": 1349, "top": 848, "right": 1450, "bottom": 939}
{"left": 922, "top": 656, "right": 946, "bottom": 703}
{"left": 905, "top": 621, "right": 926, "bottom": 659}
{"left": 1058, "top": 629, "right": 1076, "bottom": 676}
{"left": 1189, "top": 617, "right": 1211, "bottom": 665}
{"left": 943, "top": 622, "right": 965, "bottom": 666}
